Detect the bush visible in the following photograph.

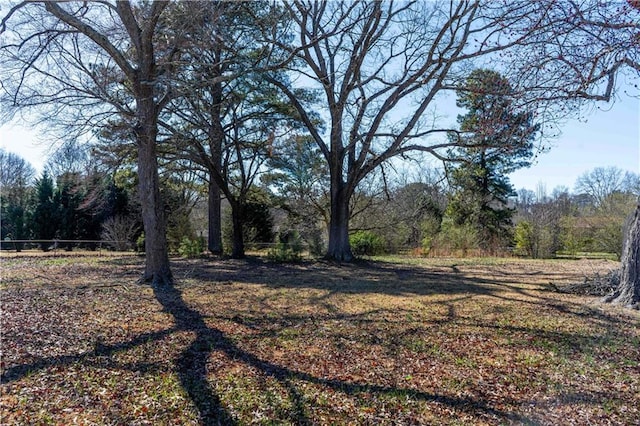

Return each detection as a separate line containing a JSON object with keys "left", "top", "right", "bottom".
{"left": 430, "top": 221, "right": 479, "bottom": 256}
{"left": 268, "top": 230, "right": 303, "bottom": 262}
{"left": 350, "top": 230, "right": 385, "bottom": 256}
{"left": 178, "top": 236, "right": 205, "bottom": 258}
{"left": 514, "top": 220, "right": 555, "bottom": 258}
{"left": 420, "top": 215, "right": 443, "bottom": 255}
{"left": 136, "top": 232, "right": 145, "bottom": 253}
{"left": 101, "top": 215, "right": 139, "bottom": 251}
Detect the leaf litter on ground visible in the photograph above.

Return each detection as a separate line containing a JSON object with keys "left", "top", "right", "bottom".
{"left": 1, "top": 254, "right": 638, "bottom": 425}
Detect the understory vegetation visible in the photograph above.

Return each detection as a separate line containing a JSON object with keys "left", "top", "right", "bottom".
{"left": 1, "top": 254, "right": 638, "bottom": 425}
{"left": 2, "top": 149, "right": 637, "bottom": 262}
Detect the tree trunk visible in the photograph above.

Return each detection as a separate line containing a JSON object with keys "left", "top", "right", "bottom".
{"left": 230, "top": 203, "right": 245, "bottom": 259}
{"left": 325, "top": 180, "right": 354, "bottom": 262}
{"left": 39, "top": 1, "right": 173, "bottom": 284}
{"left": 207, "top": 177, "right": 223, "bottom": 255}
{"left": 136, "top": 112, "right": 172, "bottom": 286}
{"left": 205, "top": 69, "right": 225, "bottom": 256}
{"left": 604, "top": 201, "right": 640, "bottom": 308}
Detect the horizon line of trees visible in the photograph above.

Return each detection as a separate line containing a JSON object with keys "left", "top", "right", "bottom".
{"left": 2, "top": 145, "right": 637, "bottom": 261}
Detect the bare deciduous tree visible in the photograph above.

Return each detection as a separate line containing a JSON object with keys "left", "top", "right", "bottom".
{"left": 0, "top": 148, "right": 35, "bottom": 195}
{"left": 575, "top": 166, "right": 626, "bottom": 208}
{"left": 265, "top": 0, "right": 639, "bottom": 261}
{"left": 45, "top": 140, "right": 91, "bottom": 181}
{"left": 0, "top": 1, "right": 196, "bottom": 284}
{"left": 101, "top": 215, "right": 139, "bottom": 251}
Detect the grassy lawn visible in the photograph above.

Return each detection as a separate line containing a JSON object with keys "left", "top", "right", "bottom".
{"left": 1, "top": 254, "right": 638, "bottom": 425}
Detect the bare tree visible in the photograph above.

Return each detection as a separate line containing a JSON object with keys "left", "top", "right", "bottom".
{"left": 574, "top": 166, "right": 626, "bottom": 208}
{"left": 45, "top": 140, "right": 91, "bottom": 181}
{"left": 622, "top": 171, "right": 640, "bottom": 197}
{"left": 0, "top": 148, "right": 35, "bottom": 193}
{"left": 265, "top": 0, "right": 639, "bottom": 261}
{"left": 101, "top": 215, "right": 139, "bottom": 251}
{"left": 0, "top": 1, "right": 195, "bottom": 284}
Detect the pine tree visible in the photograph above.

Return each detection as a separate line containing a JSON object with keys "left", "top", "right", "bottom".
{"left": 32, "top": 172, "right": 58, "bottom": 251}
{"left": 446, "top": 69, "right": 539, "bottom": 252}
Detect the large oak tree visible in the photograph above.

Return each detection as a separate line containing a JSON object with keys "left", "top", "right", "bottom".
{"left": 265, "top": 0, "right": 639, "bottom": 261}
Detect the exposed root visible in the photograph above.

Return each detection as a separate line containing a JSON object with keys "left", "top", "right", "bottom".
{"left": 137, "top": 271, "right": 174, "bottom": 287}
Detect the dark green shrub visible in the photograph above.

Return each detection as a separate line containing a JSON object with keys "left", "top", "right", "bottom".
{"left": 178, "top": 236, "right": 205, "bottom": 258}
{"left": 350, "top": 230, "right": 385, "bottom": 256}
{"left": 268, "top": 230, "right": 303, "bottom": 262}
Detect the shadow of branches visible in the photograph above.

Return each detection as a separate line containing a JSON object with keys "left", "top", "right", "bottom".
{"left": 2, "top": 255, "right": 635, "bottom": 424}
{"left": 150, "top": 281, "right": 526, "bottom": 425}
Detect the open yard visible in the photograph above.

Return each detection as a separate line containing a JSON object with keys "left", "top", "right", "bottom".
{"left": 1, "top": 254, "right": 638, "bottom": 425}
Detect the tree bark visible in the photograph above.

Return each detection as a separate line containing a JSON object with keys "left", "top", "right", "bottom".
{"left": 40, "top": 1, "right": 174, "bottom": 285}
{"left": 604, "top": 201, "right": 640, "bottom": 308}
{"left": 230, "top": 203, "right": 246, "bottom": 259}
{"left": 137, "top": 118, "right": 172, "bottom": 286}
{"left": 131, "top": 2, "right": 172, "bottom": 286}
{"left": 207, "top": 75, "right": 224, "bottom": 256}
{"left": 325, "top": 179, "right": 354, "bottom": 262}
{"left": 207, "top": 177, "right": 223, "bottom": 255}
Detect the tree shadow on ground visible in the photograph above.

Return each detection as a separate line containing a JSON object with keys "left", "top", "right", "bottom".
{"left": 177, "top": 257, "right": 502, "bottom": 296}
{"left": 172, "top": 256, "right": 628, "bottom": 325}
{"left": 1, "top": 277, "right": 527, "bottom": 424}
{"left": 149, "top": 280, "right": 527, "bottom": 425}
{"left": 2, "top": 256, "right": 634, "bottom": 424}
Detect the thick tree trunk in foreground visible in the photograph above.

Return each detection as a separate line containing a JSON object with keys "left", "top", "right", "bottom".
{"left": 137, "top": 122, "right": 172, "bottom": 286}
{"left": 207, "top": 178, "right": 223, "bottom": 255}
{"left": 325, "top": 181, "right": 353, "bottom": 262}
{"left": 604, "top": 202, "right": 640, "bottom": 309}
{"left": 41, "top": 1, "right": 174, "bottom": 286}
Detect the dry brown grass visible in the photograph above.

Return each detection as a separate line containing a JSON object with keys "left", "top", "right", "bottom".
{"left": 1, "top": 254, "right": 638, "bottom": 425}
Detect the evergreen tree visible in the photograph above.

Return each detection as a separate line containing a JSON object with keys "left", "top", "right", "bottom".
{"left": 446, "top": 69, "right": 539, "bottom": 252}
{"left": 265, "top": 134, "right": 329, "bottom": 254}
{"left": 54, "top": 172, "right": 83, "bottom": 250}
{"left": 0, "top": 150, "right": 35, "bottom": 251}
{"left": 32, "top": 172, "right": 58, "bottom": 251}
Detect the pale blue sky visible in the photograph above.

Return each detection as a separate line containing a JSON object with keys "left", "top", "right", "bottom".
{"left": 1, "top": 92, "right": 639, "bottom": 193}
{"left": 509, "top": 93, "right": 640, "bottom": 193}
